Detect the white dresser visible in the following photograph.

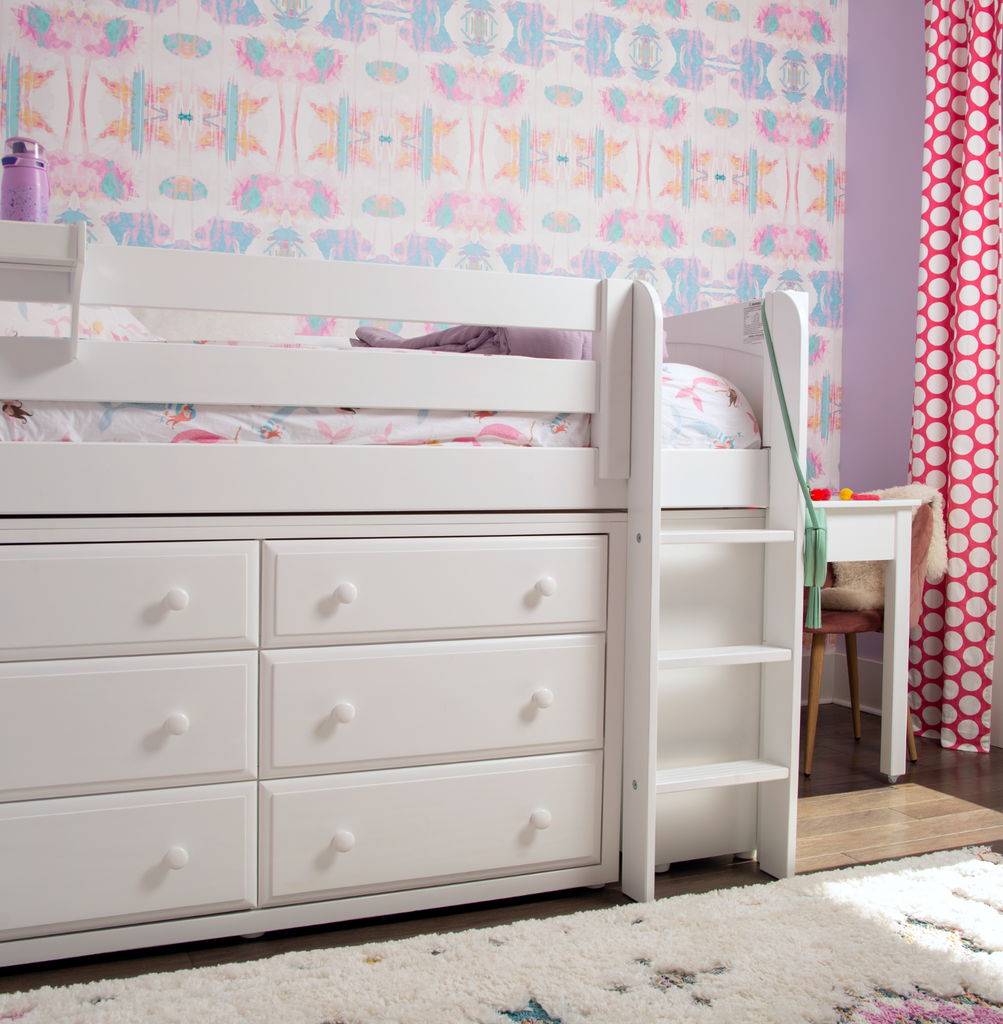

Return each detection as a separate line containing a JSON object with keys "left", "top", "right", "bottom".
{"left": 0, "top": 514, "right": 625, "bottom": 966}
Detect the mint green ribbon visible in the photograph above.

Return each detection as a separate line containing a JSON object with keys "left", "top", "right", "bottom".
{"left": 760, "top": 303, "right": 827, "bottom": 629}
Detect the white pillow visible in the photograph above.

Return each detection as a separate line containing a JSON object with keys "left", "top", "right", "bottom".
{"left": 661, "top": 363, "right": 761, "bottom": 450}
{"left": 0, "top": 302, "right": 162, "bottom": 342}
{"left": 130, "top": 307, "right": 296, "bottom": 344}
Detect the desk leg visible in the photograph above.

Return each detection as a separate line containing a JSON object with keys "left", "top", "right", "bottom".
{"left": 881, "top": 508, "right": 912, "bottom": 782}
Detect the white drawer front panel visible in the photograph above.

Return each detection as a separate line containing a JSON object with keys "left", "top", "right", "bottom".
{"left": 262, "top": 535, "right": 607, "bottom": 646}
{"left": 0, "top": 541, "right": 258, "bottom": 661}
{"left": 0, "top": 652, "right": 257, "bottom": 801}
{"left": 260, "top": 752, "right": 602, "bottom": 904}
{"left": 261, "top": 635, "right": 604, "bottom": 775}
{"left": 0, "top": 783, "right": 256, "bottom": 939}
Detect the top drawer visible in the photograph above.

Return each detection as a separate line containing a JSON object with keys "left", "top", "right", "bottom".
{"left": 0, "top": 541, "right": 259, "bottom": 661}
{"left": 262, "top": 535, "right": 607, "bottom": 647}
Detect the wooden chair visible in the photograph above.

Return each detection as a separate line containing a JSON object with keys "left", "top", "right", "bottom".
{"left": 802, "top": 502, "right": 934, "bottom": 776}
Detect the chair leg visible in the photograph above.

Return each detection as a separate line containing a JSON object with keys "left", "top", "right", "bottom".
{"left": 906, "top": 707, "right": 918, "bottom": 763}
{"left": 804, "top": 633, "right": 826, "bottom": 776}
{"left": 845, "top": 632, "right": 862, "bottom": 741}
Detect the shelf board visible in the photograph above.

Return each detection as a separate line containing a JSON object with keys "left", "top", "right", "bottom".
{"left": 660, "top": 529, "right": 794, "bottom": 544}
{"left": 657, "top": 644, "right": 792, "bottom": 669}
{"left": 655, "top": 758, "right": 789, "bottom": 794}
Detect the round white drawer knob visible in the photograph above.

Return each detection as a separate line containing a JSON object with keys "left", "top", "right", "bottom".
{"left": 333, "top": 702, "right": 355, "bottom": 724}
{"left": 533, "top": 688, "right": 554, "bottom": 709}
{"left": 332, "top": 831, "right": 355, "bottom": 853}
{"left": 530, "top": 810, "right": 552, "bottom": 830}
{"left": 165, "top": 588, "right": 189, "bottom": 611}
{"left": 336, "top": 583, "right": 358, "bottom": 604}
{"left": 166, "top": 713, "right": 190, "bottom": 736}
{"left": 164, "top": 847, "right": 189, "bottom": 870}
{"left": 535, "top": 577, "right": 557, "bottom": 597}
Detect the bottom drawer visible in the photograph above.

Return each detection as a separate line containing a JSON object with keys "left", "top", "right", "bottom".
{"left": 259, "top": 752, "right": 602, "bottom": 905}
{"left": 0, "top": 782, "right": 256, "bottom": 940}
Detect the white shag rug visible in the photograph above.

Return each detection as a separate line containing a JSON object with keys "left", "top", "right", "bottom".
{"left": 6, "top": 849, "right": 1003, "bottom": 1024}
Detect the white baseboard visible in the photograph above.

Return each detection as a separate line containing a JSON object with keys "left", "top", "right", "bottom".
{"left": 800, "top": 651, "right": 883, "bottom": 716}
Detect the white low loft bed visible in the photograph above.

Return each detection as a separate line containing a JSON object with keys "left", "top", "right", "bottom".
{"left": 622, "top": 290, "right": 808, "bottom": 902}
{"left": 0, "top": 222, "right": 806, "bottom": 964}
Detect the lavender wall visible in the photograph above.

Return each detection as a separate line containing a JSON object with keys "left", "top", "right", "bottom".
{"left": 840, "top": 0, "right": 927, "bottom": 663}
{"left": 841, "top": 0, "right": 927, "bottom": 494}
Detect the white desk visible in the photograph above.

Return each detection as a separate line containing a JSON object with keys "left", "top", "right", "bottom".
{"left": 816, "top": 499, "right": 921, "bottom": 783}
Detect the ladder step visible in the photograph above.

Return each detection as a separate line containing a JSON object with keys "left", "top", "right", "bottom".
{"left": 656, "top": 759, "right": 789, "bottom": 794}
{"left": 657, "top": 644, "right": 792, "bottom": 669}
{"left": 660, "top": 529, "right": 794, "bottom": 545}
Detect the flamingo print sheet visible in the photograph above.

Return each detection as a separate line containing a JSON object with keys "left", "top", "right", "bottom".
{"left": 0, "top": 401, "right": 589, "bottom": 447}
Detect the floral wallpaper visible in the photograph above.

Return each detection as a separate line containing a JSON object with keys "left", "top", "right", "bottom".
{"left": 0, "top": 0, "right": 846, "bottom": 483}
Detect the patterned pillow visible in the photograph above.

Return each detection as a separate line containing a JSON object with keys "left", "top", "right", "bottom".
{"left": 0, "top": 302, "right": 162, "bottom": 342}
{"left": 661, "top": 363, "right": 761, "bottom": 450}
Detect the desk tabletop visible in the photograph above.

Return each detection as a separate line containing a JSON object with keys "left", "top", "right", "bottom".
{"left": 814, "top": 499, "right": 921, "bottom": 513}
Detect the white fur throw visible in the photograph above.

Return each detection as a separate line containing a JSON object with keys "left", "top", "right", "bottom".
{"left": 821, "top": 560, "right": 886, "bottom": 611}
{"left": 819, "top": 483, "right": 947, "bottom": 612}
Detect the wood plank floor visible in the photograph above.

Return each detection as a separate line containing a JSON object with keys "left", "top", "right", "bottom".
{"left": 795, "top": 703, "right": 1003, "bottom": 872}
{"left": 3, "top": 703, "right": 1003, "bottom": 995}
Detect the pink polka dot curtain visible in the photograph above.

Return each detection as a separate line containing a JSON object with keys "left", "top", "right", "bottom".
{"left": 911, "top": 0, "right": 1001, "bottom": 752}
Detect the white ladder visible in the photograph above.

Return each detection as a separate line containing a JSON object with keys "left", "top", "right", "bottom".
{"left": 621, "top": 290, "right": 808, "bottom": 903}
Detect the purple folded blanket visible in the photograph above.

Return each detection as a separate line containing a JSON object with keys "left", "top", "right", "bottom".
{"left": 352, "top": 324, "right": 592, "bottom": 360}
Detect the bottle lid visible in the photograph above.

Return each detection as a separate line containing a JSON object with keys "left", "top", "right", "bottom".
{"left": 3, "top": 137, "right": 47, "bottom": 168}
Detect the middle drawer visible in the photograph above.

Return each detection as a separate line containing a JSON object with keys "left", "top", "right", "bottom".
{"left": 0, "top": 651, "right": 257, "bottom": 801}
{"left": 260, "top": 634, "right": 605, "bottom": 776}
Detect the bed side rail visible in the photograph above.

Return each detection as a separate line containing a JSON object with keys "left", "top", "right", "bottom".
{"left": 82, "top": 244, "right": 601, "bottom": 331}
{"left": 0, "top": 340, "right": 597, "bottom": 414}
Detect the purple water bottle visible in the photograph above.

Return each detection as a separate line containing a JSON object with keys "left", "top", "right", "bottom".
{"left": 1, "top": 137, "right": 49, "bottom": 223}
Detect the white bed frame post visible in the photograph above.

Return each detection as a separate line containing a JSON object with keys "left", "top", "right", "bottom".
{"left": 594, "top": 279, "right": 634, "bottom": 481}
{"left": 621, "top": 281, "right": 663, "bottom": 903}
{"left": 757, "top": 290, "right": 809, "bottom": 879}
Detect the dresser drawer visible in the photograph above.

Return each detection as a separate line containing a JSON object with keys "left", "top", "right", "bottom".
{"left": 0, "top": 783, "right": 256, "bottom": 940}
{"left": 0, "top": 652, "right": 257, "bottom": 801}
{"left": 0, "top": 541, "right": 258, "bottom": 661}
{"left": 259, "top": 752, "right": 602, "bottom": 904}
{"left": 260, "top": 634, "right": 604, "bottom": 776}
{"left": 261, "top": 535, "right": 607, "bottom": 647}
